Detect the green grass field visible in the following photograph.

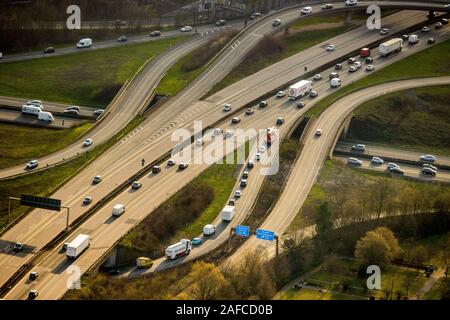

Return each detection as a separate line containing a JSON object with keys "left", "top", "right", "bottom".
{"left": 0, "top": 121, "right": 93, "bottom": 169}
{"left": 307, "top": 38, "right": 450, "bottom": 117}
{"left": 0, "top": 116, "right": 143, "bottom": 231}
{"left": 346, "top": 85, "right": 450, "bottom": 155}
{"left": 0, "top": 36, "right": 187, "bottom": 108}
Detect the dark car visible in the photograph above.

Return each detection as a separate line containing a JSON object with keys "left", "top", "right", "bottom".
{"left": 179, "top": 163, "right": 188, "bottom": 170}
{"left": 131, "top": 181, "right": 142, "bottom": 190}
{"left": 150, "top": 30, "right": 161, "bottom": 37}
{"left": 13, "top": 242, "right": 24, "bottom": 252}
{"left": 259, "top": 100, "right": 268, "bottom": 108}
{"left": 276, "top": 117, "right": 284, "bottom": 125}
{"left": 152, "top": 166, "right": 161, "bottom": 174}
{"left": 28, "top": 290, "right": 39, "bottom": 300}
{"left": 296, "top": 101, "right": 305, "bottom": 109}
{"left": 365, "top": 57, "right": 373, "bottom": 64}
{"left": 108, "top": 268, "right": 120, "bottom": 275}
{"left": 93, "top": 109, "right": 104, "bottom": 117}
{"left": 29, "top": 271, "right": 39, "bottom": 281}
{"left": 442, "top": 18, "right": 449, "bottom": 25}
{"left": 228, "top": 199, "right": 235, "bottom": 206}
{"left": 43, "top": 47, "right": 55, "bottom": 54}
{"left": 335, "top": 63, "right": 343, "bottom": 70}
{"left": 427, "top": 38, "right": 435, "bottom": 44}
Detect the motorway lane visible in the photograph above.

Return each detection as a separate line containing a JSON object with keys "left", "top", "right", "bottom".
{"left": 0, "top": 96, "right": 94, "bottom": 117}
{"left": 0, "top": 22, "right": 241, "bottom": 64}
{"left": 335, "top": 141, "right": 450, "bottom": 166}
{"left": 333, "top": 155, "right": 450, "bottom": 182}
{"left": 226, "top": 76, "right": 450, "bottom": 266}
{"left": 0, "top": 9, "right": 444, "bottom": 294}
{"left": 0, "top": 109, "right": 83, "bottom": 129}
{"left": 5, "top": 25, "right": 449, "bottom": 299}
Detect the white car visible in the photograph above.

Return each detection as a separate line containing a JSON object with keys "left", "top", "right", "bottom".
{"left": 223, "top": 103, "right": 232, "bottom": 112}
{"left": 195, "top": 139, "right": 203, "bottom": 147}
{"left": 180, "top": 26, "right": 193, "bottom": 32}
{"left": 366, "top": 64, "right": 375, "bottom": 71}
{"left": 423, "top": 163, "right": 438, "bottom": 171}
{"left": 326, "top": 45, "right": 335, "bottom": 51}
{"left": 347, "top": 157, "right": 362, "bottom": 166}
{"left": 315, "top": 129, "right": 322, "bottom": 136}
{"left": 387, "top": 162, "right": 400, "bottom": 170}
{"left": 276, "top": 91, "right": 286, "bottom": 98}
{"left": 0, "top": 52, "right": 2, "bottom": 59}
{"left": 259, "top": 145, "right": 266, "bottom": 153}
{"left": 234, "top": 190, "right": 242, "bottom": 198}
{"left": 422, "top": 26, "right": 430, "bottom": 32}
{"left": 313, "top": 74, "right": 322, "bottom": 81}
{"left": 346, "top": 0, "right": 357, "bottom": 6}
{"left": 27, "top": 100, "right": 43, "bottom": 107}
{"left": 354, "top": 61, "right": 362, "bottom": 69}
{"left": 371, "top": 157, "right": 384, "bottom": 165}
{"left": 231, "top": 117, "right": 241, "bottom": 124}
{"left": 420, "top": 154, "right": 436, "bottom": 162}
{"left": 300, "top": 6, "right": 313, "bottom": 14}
{"left": 213, "top": 128, "right": 222, "bottom": 136}
{"left": 83, "top": 138, "right": 93, "bottom": 147}
{"left": 349, "top": 65, "right": 358, "bottom": 73}
{"left": 309, "top": 91, "right": 318, "bottom": 98}
{"left": 26, "top": 159, "right": 39, "bottom": 169}
{"left": 351, "top": 144, "right": 366, "bottom": 152}
{"left": 255, "top": 153, "right": 261, "bottom": 161}
{"left": 272, "top": 19, "right": 282, "bottom": 27}
{"left": 380, "top": 28, "right": 389, "bottom": 35}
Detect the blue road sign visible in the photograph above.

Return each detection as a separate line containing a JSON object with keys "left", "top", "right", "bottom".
{"left": 256, "top": 228, "right": 275, "bottom": 241}
{"left": 235, "top": 225, "right": 250, "bottom": 237}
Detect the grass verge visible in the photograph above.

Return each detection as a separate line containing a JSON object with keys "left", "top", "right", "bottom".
{"left": 0, "top": 36, "right": 187, "bottom": 108}
{"left": 155, "top": 30, "right": 238, "bottom": 96}
{"left": 0, "top": 116, "right": 143, "bottom": 231}
{"left": 306, "top": 38, "right": 450, "bottom": 117}
{"left": 0, "top": 121, "right": 93, "bottom": 169}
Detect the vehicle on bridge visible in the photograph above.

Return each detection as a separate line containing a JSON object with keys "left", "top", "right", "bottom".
{"left": 66, "top": 234, "right": 92, "bottom": 260}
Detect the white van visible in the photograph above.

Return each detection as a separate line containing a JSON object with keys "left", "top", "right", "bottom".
{"left": 77, "top": 38, "right": 93, "bottom": 48}
{"left": 330, "top": 78, "right": 341, "bottom": 87}
{"left": 112, "top": 204, "right": 125, "bottom": 217}
{"left": 22, "top": 104, "right": 42, "bottom": 115}
{"left": 203, "top": 224, "right": 216, "bottom": 236}
{"left": 408, "top": 34, "right": 419, "bottom": 44}
{"left": 37, "top": 111, "right": 54, "bottom": 122}
{"left": 300, "top": 7, "right": 313, "bottom": 14}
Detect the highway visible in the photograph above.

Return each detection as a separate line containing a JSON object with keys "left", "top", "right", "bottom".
{"left": 225, "top": 77, "right": 450, "bottom": 267}
{"left": 0, "top": 22, "right": 240, "bottom": 64}
{"left": 332, "top": 155, "right": 450, "bottom": 182}
{"left": 122, "top": 23, "right": 450, "bottom": 279}
{"left": 1, "top": 2, "right": 448, "bottom": 180}
{"left": 3, "top": 21, "right": 447, "bottom": 299}
{"left": 1, "top": 4, "right": 448, "bottom": 298}
{"left": 0, "top": 96, "right": 94, "bottom": 118}
{"left": 335, "top": 141, "right": 450, "bottom": 167}
{"left": 0, "top": 108, "right": 84, "bottom": 129}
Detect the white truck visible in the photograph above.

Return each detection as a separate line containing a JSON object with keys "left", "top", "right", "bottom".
{"left": 221, "top": 205, "right": 235, "bottom": 222}
{"left": 379, "top": 38, "right": 403, "bottom": 57}
{"left": 37, "top": 111, "right": 54, "bottom": 122}
{"left": 66, "top": 234, "right": 91, "bottom": 260}
{"left": 112, "top": 204, "right": 125, "bottom": 217}
{"left": 288, "top": 80, "right": 312, "bottom": 100}
{"left": 330, "top": 78, "right": 341, "bottom": 87}
{"left": 22, "top": 104, "right": 42, "bottom": 115}
{"left": 165, "top": 239, "right": 192, "bottom": 260}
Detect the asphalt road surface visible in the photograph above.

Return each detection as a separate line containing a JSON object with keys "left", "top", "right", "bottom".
{"left": 1, "top": 7, "right": 449, "bottom": 298}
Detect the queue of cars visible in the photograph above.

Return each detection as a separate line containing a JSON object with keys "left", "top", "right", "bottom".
{"left": 346, "top": 144, "right": 440, "bottom": 177}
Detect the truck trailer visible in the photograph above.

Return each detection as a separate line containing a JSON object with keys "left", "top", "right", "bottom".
{"left": 221, "top": 205, "right": 236, "bottom": 222}
{"left": 288, "top": 80, "right": 312, "bottom": 100}
{"left": 165, "top": 239, "right": 192, "bottom": 260}
{"left": 66, "top": 234, "right": 91, "bottom": 260}
{"left": 379, "top": 38, "right": 403, "bottom": 57}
